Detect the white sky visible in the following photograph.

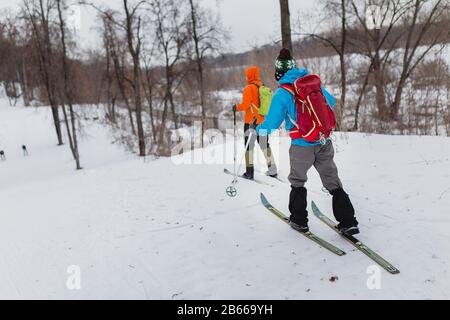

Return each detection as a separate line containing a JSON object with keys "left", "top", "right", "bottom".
{"left": 0, "top": 0, "right": 317, "bottom": 53}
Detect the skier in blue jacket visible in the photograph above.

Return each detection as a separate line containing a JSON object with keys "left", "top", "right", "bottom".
{"left": 256, "top": 48, "right": 359, "bottom": 235}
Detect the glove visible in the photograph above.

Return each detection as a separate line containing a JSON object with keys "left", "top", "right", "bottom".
{"left": 232, "top": 104, "right": 237, "bottom": 112}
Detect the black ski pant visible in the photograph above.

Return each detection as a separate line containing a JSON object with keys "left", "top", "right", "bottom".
{"left": 243, "top": 123, "right": 276, "bottom": 176}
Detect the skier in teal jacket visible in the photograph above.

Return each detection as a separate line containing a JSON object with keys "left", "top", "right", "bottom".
{"left": 257, "top": 67, "right": 336, "bottom": 146}
{"left": 256, "top": 48, "right": 359, "bottom": 235}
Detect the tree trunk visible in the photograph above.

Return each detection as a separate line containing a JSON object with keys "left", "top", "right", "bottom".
{"left": 28, "top": 0, "right": 64, "bottom": 145}
{"left": 41, "top": 0, "right": 63, "bottom": 145}
{"left": 390, "top": 73, "right": 408, "bottom": 120}
{"left": 279, "top": 0, "right": 293, "bottom": 53}
{"left": 124, "top": 0, "right": 145, "bottom": 156}
{"left": 105, "top": 41, "right": 115, "bottom": 123}
{"left": 189, "top": 0, "right": 206, "bottom": 147}
{"left": 16, "top": 58, "right": 30, "bottom": 107}
{"left": 164, "top": 58, "right": 178, "bottom": 130}
{"left": 57, "top": 0, "right": 81, "bottom": 170}
{"left": 371, "top": 28, "right": 387, "bottom": 120}
{"left": 69, "top": 105, "right": 81, "bottom": 170}
{"left": 168, "top": 84, "right": 178, "bottom": 130}
{"left": 61, "top": 103, "right": 75, "bottom": 157}
{"left": 50, "top": 97, "right": 63, "bottom": 145}
{"left": 133, "top": 55, "right": 146, "bottom": 156}
{"left": 338, "top": 0, "right": 347, "bottom": 130}
{"left": 111, "top": 47, "right": 136, "bottom": 134}
{"left": 353, "top": 68, "right": 371, "bottom": 131}
{"left": 142, "top": 68, "right": 156, "bottom": 143}
{"left": 373, "top": 53, "right": 388, "bottom": 119}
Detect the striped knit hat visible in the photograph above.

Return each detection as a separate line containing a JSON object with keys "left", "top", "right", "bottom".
{"left": 275, "top": 48, "right": 296, "bottom": 81}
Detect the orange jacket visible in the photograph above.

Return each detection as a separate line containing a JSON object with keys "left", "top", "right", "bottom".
{"left": 236, "top": 66, "right": 265, "bottom": 124}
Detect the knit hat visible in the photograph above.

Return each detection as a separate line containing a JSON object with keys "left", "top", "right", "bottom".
{"left": 275, "top": 48, "right": 296, "bottom": 81}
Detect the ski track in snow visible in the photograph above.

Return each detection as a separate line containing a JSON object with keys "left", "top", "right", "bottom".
{"left": 0, "top": 100, "right": 449, "bottom": 299}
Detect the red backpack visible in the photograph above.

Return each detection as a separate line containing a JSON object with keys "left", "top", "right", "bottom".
{"left": 280, "top": 74, "right": 336, "bottom": 143}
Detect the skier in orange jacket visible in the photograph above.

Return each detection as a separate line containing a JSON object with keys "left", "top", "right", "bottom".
{"left": 233, "top": 66, "right": 277, "bottom": 180}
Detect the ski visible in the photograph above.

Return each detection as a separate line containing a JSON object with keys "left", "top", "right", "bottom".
{"left": 224, "top": 168, "right": 272, "bottom": 186}
{"left": 254, "top": 170, "right": 287, "bottom": 184}
{"left": 266, "top": 174, "right": 287, "bottom": 184}
{"left": 311, "top": 201, "right": 400, "bottom": 274}
{"left": 260, "top": 193, "right": 346, "bottom": 256}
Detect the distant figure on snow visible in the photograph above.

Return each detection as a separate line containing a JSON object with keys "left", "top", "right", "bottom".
{"left": 22, "top": 145, "right": 29, "bottom": 156}
{"left": 0, "top": 150, "right": 5, "bottom": 161}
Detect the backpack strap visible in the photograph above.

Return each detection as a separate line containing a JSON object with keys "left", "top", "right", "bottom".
{"left": 279, "top": 84, "right": 294, "bottom": 95}
{"left": 249, "top": 82, "right": 262, "bottom": 117}
{"left": 279, "top": 84, "right": 303, "bottom": 129}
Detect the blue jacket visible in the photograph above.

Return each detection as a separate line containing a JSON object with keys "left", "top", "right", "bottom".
{"left": 256, "top": 68, "right": 336, "bottom": 147}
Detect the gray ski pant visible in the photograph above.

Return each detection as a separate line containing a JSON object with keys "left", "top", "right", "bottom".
{"left": 288, "top": 140, "right": 343, "bottom": 192}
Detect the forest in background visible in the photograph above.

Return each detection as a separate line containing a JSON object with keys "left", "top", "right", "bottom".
{"left": 0, "top": 0, "right": 449, "bottom": 166}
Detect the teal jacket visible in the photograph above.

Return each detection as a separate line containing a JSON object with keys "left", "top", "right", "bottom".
{"left": 256, "top": 68, "right": 336, "bottom": 147}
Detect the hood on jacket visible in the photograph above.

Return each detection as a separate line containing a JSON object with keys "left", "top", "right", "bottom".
{"left": 278, "top": 67, "right": 309, "bottom": 85}
{"left": 245, "top": 66, "right": 261, "bottom": 84}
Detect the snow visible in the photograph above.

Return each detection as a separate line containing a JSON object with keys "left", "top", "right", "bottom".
{"left": 0, "top": 98, "right": 449, "bottom": 299}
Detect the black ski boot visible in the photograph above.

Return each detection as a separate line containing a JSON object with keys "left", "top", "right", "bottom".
{"left": 266, "top": 172, "right": 278, "bottom": 178}
{"left": 330, "top": 188, "right": 359, "bottom": 235}
{"left": 242, "top": 163, "right": 254, "bottom": 180}
{"left": 288, "top": 186, "right": 309, "bottom": 232}
{"left": 336, "top": 224, "right": 359, "bottom": 235}
{"left": 241, "top": 172, "right": 254, "bottom": 180}
{"left": 289, "top": 220, "right": 309, "bottom": 233}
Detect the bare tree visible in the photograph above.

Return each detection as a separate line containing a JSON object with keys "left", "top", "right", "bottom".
{"left": 151, "top": 0, "right": 189, "bottom": 147}
{"left": 123, "top": 0, "right": 146, "bottom": 156}
{"left": 102, "top": 14, "right": 137, "bottom": 135}
{"left": 102, "top": 17, "right": 118, "bottom": 123}
{"left": 56, "top": 0, "right": 81, "bottom": 169}
{"left": 295, "top": 0, "right": 349, "bottom": 130}
{"left": 22, "top": 0, "right": 63, "bottom": 145}
{"left": 187, "top": 0, "right": 224, "bottom": 147}
{"left": 81, "top": 1, "right": 138, "bottom": 133}
{"left": 0, "top": 14, "right": 33, "bottom": 107}
{"left": 350, "top": 0, "right": 412, "bottom": 129}
{"left": 140, "top": 44, "right": 157, "bottom": 145}
{"left": 0, "top": 17, "right": 20, "bottom": 106}
{"left": 390, "top": 0, "right": 449, "bottom": 119}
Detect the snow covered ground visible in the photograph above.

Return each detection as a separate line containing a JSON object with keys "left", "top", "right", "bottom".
{"left": 0, "top": 99, "right": 449, "bottom": 300}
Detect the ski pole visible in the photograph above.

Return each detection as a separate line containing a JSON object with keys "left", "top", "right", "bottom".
{"left": 227, "top": 106, "right": 239, "bottom": 198}
{"left": 233, "top": 106, "right": 237, "bottom": 181}
{"left": 234, "top": 130, "right": 254, "bottom": 184}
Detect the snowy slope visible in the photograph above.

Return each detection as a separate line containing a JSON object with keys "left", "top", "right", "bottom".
{"left": 0, "top": 100, "right": 449, "bottom": 299}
